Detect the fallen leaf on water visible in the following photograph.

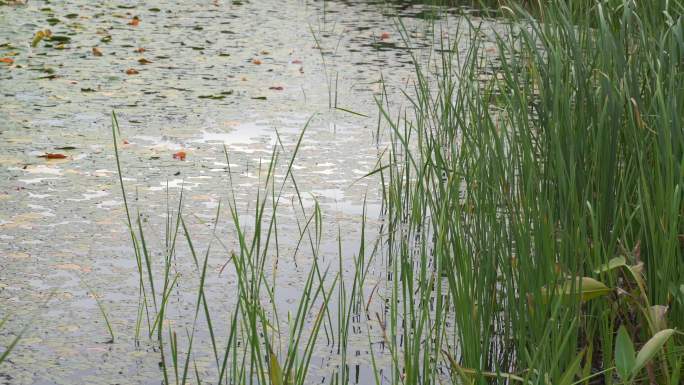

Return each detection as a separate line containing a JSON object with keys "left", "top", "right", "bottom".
{"left": 260, "top": 50, "right": 269, "bottom": 55}
{"left": 380, "top": 32, "right": 391, "bottom": 40}
{"left": 138, "top": 58, "right": 152, "bottom": 64}
{"left": 48, "top": 35, "right": 71, "bottom": 44}
{"left": 173, "top": 151, "right": 186, "bottom": 160}
{"left": 0, "top": 57, "right": 13, "bottom": 64}
{"left": 7, "top": 252, "right": 30, "bottom": 259}
{"left": 92, "top": 47, "right": 102, "bottom": 56}
{"left": 55, "top": 263, "right": 91, "bottom": 273}
{"left": 198, "top": 91, "right": 232, "bottom": 99}
{"left": 252, "top": 58, "right": 262, "bottom": 65}
{"left": 125, "top": 68, "right": 139, "bottom": 75}
{"left": 292, "top": 59, "right": 302, "bottom": 64}
{"left": 122, "top": 140, "right": 130, "bottom": 145}
{"left": 128, "top": 16, "right": 140, "bottom": 26}
{"left": 269, "top": 86, "right": 284, "bottom": 90}
{"left": 38, "top": 153, "right": 67, "bottom": 159}
{"left": 135, "top": 47, "right": 146, "bottom": 53}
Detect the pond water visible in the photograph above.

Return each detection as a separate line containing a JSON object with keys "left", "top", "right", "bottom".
{"left": 0, "top": 1, "right": 502, "bottom": 384}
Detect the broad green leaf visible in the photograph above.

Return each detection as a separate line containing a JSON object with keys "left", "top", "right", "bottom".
{"left": 593, "top": 256, "right": 626, "bottom": 274}
{"left": 614, "top": 326, "right": 635, "bottom": 380}
{"left": 269, "top": 352, "right": 283, "bottom": 385}
{"left": 632, "top": 328, "right": 675, "bottom": 375}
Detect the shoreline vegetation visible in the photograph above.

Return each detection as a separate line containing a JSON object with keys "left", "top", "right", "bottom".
{"left": 2, "top": 0, "right": 683, "bottom": 384}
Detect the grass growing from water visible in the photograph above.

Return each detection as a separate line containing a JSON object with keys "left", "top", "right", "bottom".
{"left": 108, "top": 1, "right": 684, "bottom": 384}
{"left": 374, "top": 0, "right": 684, "bottom": 383}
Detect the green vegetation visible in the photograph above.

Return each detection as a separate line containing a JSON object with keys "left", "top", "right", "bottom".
{"left": 375, "top": 0, "right": 684, "bottom": 382}
{"left": 107, "top": 0, "right": 684, "bottom": 384}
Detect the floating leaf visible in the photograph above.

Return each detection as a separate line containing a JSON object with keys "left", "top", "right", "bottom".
{"left": 128, "top": 16, "right": 140, "bottom": 26}
{"left": 92, "top": 47, "right": 102, "bottom": 56}
{"left": 615, "top": 326, "right": 635, "bottom": 380}
{"left": 0, "top": 57, "right": 13, "bottom": 64}
{"left": 633, "top": 329, "right": 675, "bottom": 375}
{"left": 252, "top": 58, "right": 262, "bottom": 65}
{"left": 135, "top": 47, "right": 146, "bottom": 53}
{"left": 251, "top": 96, "right": 267, "bottom": 100}
{"left": 380, "top": 32, "right": 391, "bottom": 40}
{"left": 269, "top": 86, "right": 284, "bottom": 90}
{"left": 125, "top": 68, "right": 139, "bottom": 75}
{"left": 38, "top": 153, "right": 67, "bottom": 159}
{"left": 48, "top": 35, "right": 71, "bottom": 44}
{"left": 137, "top": 58, "right": 152, "bottom": 64}
{"left": 198, "top": 91, "right": 232, "bottom": 99}
{"left": 173, "top": 151, "right": 186, "bottom": 161}
{"left": 291, "top": 59, "right": 302, "bottom": 64}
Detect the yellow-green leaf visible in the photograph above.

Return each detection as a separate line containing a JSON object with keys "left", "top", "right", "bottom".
{"left": 269, "top": 352, "right": 283, "bottom": 385}
{"left": 31, "top": 31, "right": 46, "bottom": 48}
{"left": 632, "top": 329, "right": 675, "bottom": 375}
{"left": 542, "top": 277, "right": 612, "bottom": 302}
{"left": 593, "top": 256, "right": 626, "bottom": 274}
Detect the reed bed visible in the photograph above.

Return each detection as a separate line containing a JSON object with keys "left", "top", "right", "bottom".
{"left": 103, "top": 1, "right": 684, "bottom": 384}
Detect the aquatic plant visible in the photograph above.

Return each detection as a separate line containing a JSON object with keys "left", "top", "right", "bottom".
{"left": 110, "top": 0, "right": 684, "bottom": 384}
{"left": 373, "top": 0, "right": 684, "bottom": 383}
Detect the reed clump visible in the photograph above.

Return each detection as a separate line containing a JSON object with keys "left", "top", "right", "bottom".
{"left": 376, "top": 0, "right": 684, "bottom": 383}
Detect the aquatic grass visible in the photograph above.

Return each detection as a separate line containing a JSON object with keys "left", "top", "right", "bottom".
{"left": 108, "top": 1, "right": 684, "bottom": 384}
{"left": 371, "top": 0, "right": 684, "bottom": 384}
{"left": 79, "top": 276, "right": 115, "bottom": 343}
{"left": 0, "top": 293, "right": 53, "bottom": 367}
{"left": 113, "top": 111, "right": 344, "bottom": 384}
{"left": 0, "top": 314, "right": 27, "bottom": 365}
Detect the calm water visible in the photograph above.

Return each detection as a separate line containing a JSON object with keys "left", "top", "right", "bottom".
{"left": 0, "top": 1, "right": 501, "bottom": 383}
